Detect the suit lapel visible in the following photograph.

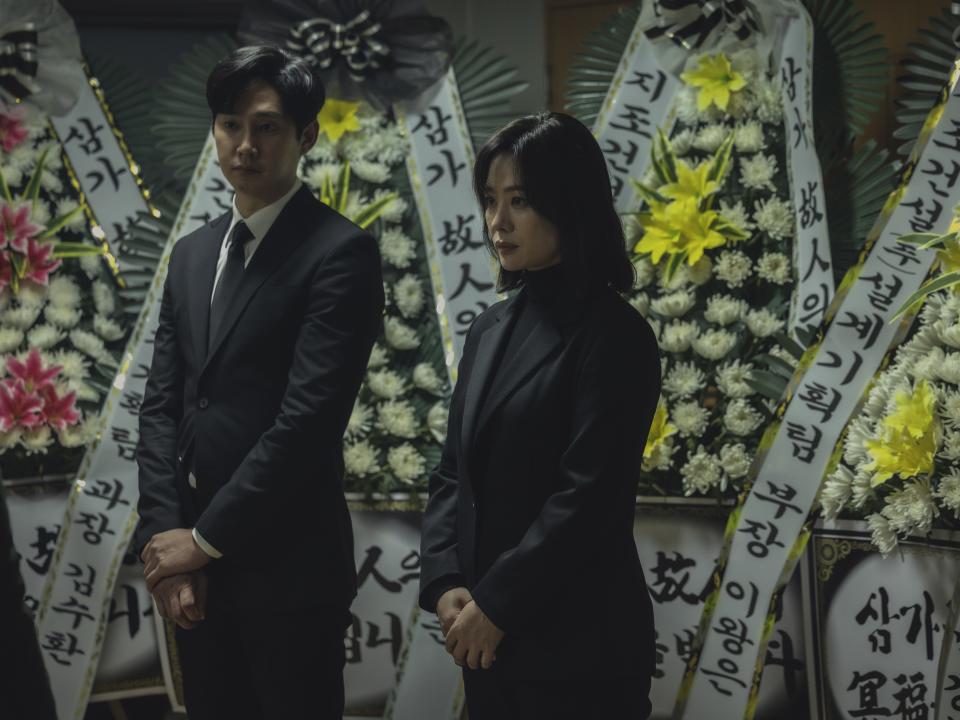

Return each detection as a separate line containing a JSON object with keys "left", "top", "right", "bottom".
{"left": 188, "top": 212, "right": 230, "bottom": 368}
{"left": 459, "top": 298, "right": 517, "bottom": 459}
{"left": 474, "top": 297, "right": 563, "bottom": 439}
{"left": 201, "top": 186, "right": 315, "bottom": 374}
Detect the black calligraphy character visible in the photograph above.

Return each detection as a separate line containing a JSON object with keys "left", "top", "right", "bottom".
{"left": 609, "top": 104, "right": 652, "bottom": 139}
{"left": 51, "top": 596, "right": 96, "bottom": 630}
{"left": 921, "top": 157, "right": 960, "bottom": 198}
{"left": 366, "top": 612, "right": 404, "bottom": 665}
{"left": 859, "top": 272, "right": 905, "bottom": 314}
{"left": 77, "top": 511, "right": 115, "bottom": 545}
{"left": 426, "top": 149, "right": 466, "bottom": 188}
{"left": 847, "top": 670, "right": 892, "bottom": 718}
{"left": 891, "top": 672, "right": 929, "bottom": 720}
{"left": 654, "top": 631, "right": 668, "bottom": 679}
{"left": 837, "top": 311, "right": 884, "bottom": 351}
{"left": 792, "top": 106, "right": 809, "bottom": 149}
{"left": 87, "top": 156, "right": 126, "bottom": 193}
{"left": 438, "top": 214, "right": 482, "bottom": 255}
{"left": 674, "top": 627, "right": 696, "bottom": 664}
{"left": 725, "top": 580, "right": 760, "bottom": 619}
{"left": 648, "top": 551, "right": 707, "bottom": 604}
{"left": 109, "top": 584, "right": 149, "bottom": 639}
{"left": 802, "top": 237, "right": 830, "bottom": 282}
{"left": 421, "top": 617, "right": 445, "bottom": 646}
{"left": 455, "top": 303, "right": 490, "bottom": 337}
{"left": 797, "top": 284, "right": 830, "bottom": 332}
{"left": 785, "top": 421, "right": 822, "bottom": 463}
{"left": 111, "top": 427, "right": 139, "bottom": 462}
{"left": 84, "top": 478, "right": 129, "bottom": 510}
{"left": 345, "top": 614, "right": 363, "bottom": 663}
{"left": 26, "top": 525, "right": 60, "bottom": 575}
{"left": 881, "top": 241, "right": 922, "bottom": 275}
{"left": 601, "top": 139, "right": 640, "bottom": 175}
{"left": 782, "top": 57, "right": 802, "bottom": 103}
{"left": 626, "top": 70, "right": 667, "bottom": 101}
{"left": 119, "top": 391, "right": 144, "bottom": 416}
{"left": 356, "top": 546, "right": 419, "bottom": 593}
{"left": 65, "top": 563, "right": 96, "bottom": 597}
{"left": 799, "top": 181, "right": 824, "bottom": 230}
{"left": 412, "top": 106, "right": 453, "bottom": 147}
{"left": 702, "top": 657, "right": 748, "bottom": 697}
{"left": 903, "top": 197, "right": 945, "bottom": 234}
{"left": 41, "top": 631, "right": 85, "bottom": 666}
{"left": 64, "top": 117, "right": 106, "bottom": 155}
{"left": 739, "top": 519, "right": 785, "bottom": 558}
{"left": 715, "top": 616, "right": 754, "bottom": 656}
{"left": 190, "top": 211, "right": 214, "bottom": 225}
{"left": 900, "top": 592, "right": 936, "bottom": 662}
{"left": 856, "top": 587, "right": 892, "bottom": 654}
{"left": 449, "top": 263, "right": 494, "bottom": 301}
{"left": 797, "top": 381, "right": 842, "bottom": 423}
{"left": 933, "top": 119, "right": 960, "bottom": 154}
{"left": 765, "top": 630, "right": 804, "bottom": 699}
{"left": 816, "top": 350, "right": 864, "bottom": 386}
{"left": 131, "top": 363, "right": 150, "bottom": 380}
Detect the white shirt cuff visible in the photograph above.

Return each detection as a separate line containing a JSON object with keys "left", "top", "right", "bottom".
{"left": 192, "top": 527, "right": 223, "bottom": 559}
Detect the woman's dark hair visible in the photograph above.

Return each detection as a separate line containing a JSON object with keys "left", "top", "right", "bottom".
{"left": 473, "top": 112, "right": 634, "bottom": 294}
{"left": 206, "top": 45, "right": 325, "bottom": 134}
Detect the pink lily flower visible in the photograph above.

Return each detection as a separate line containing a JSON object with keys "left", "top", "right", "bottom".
{"left": 0, "top": 380, "right": 43, "bottom": 431}
{"left": 6, "top": 349, "right": 62, "bottom": 394}
{"left": 39, "top": 385, "right": 80, "bottom": 430}
{"left": 22, "top": 237, "right": 61, "bottom": 286}
{"left": 0, "top": 109, "right": 29, "bottom": 153}
{"left": 1, "top": 204, "right": 42, "bottom": 253}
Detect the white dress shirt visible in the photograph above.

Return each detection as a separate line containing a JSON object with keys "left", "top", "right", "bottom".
{"left": 192, "top": 179, "right": 303, "bottom": 560}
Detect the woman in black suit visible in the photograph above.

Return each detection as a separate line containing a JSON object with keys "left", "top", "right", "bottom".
{"left": 419, "top": 112, "right": 662, "bottom": 719}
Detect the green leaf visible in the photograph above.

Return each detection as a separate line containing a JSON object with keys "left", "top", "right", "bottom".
{"left": 707, "top": 134, "right": 735, "bottom": 184}
{"left": 891, "top": 270, "right": 960, "bottom": 321}
{"left": 352, "top": 192, "right": 398, "bottom": 229}
{"left": 746, "top": 370, "right": 790, "bottom": 403}
{"left": 53, "top": 242, "right": 106, "bottom": 258}
{"left": 24, "top": 146, "right": 51, "bottom": 207}
{"left": 37, "top": 207, "right": 85, "bottom": 239}
{"left": 773, "top": 331, "right": 807, "bottom": 359}
{"left": 0, "top": 163, "right": 12, "bottom": 203}
{"left": 753, "top": 353, "right": 796, "bottom": 378}
{"left": 630, "top": 178, "right": 669, "bottom": 206}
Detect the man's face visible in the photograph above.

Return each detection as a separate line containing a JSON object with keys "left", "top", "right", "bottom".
{"left": 212, "top": 81, "right": 316, "bottom": 203}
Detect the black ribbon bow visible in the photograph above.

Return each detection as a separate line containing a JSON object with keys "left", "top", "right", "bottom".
{"left": 646, "top": 0, "right": 761, "bottom": 50}
{"left": 0, "top": 23, "right": 38, "bottom": 102}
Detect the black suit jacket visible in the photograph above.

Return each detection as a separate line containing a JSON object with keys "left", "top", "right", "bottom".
{"left": 135, "top": 186, "right": 383, "bottom": 611}
{"left": 419, "top": 285, "right": 661, "bottom": 676}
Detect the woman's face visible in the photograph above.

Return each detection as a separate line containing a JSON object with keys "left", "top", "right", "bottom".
{"left": 482, "top": 154, "right": 561, "bottom": 273}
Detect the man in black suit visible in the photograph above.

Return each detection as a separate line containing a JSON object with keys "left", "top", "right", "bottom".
{"left": 135, "top": 45, "right": 383, "bottom": 719}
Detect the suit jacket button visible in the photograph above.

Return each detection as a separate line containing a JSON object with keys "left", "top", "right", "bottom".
{"left": 198, "top": 398, "right": 209, "bottom": 409}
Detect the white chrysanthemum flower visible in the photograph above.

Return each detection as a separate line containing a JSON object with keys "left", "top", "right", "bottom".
{"left": 693, "top": 124, "right": 728, "bottom": 153}
{"left": 388, "top": 443, "right": 427, "bottom": 484}
{"left": 377, "top": 399, "right": 419, "bottom": 438}
{"left": 716, "top": 360, "right": 755, "bottom": 398}
{"left": 305, "top": 163, "right": 343, "bottom": 189}
{"left": 27, "top": 324, "right": 63, "bottom": 350}
{"left": 51, "top": 350, "right": 88, "bottom": 380}
{"left": 30, "top": 201, "right": 51, "bottom": 227}
{"left": 939, "top": 323, "right": 960, "bottom": 350}
{"left": 394, "top": 274, "right": 425, "bottom": 319}
{"left": 367, "top": 369, "right": 408, "bottom": 399}
{"left": 351, "top": 160, "right": 391, "bottom": 184}
{"left": 820, "top": 465, "right": 853, "bottom": 520}
{"left": 17, "top": 283, "right": 47, "bottom": 309}
{"left": 733, "top": 120, "right": 766, "bottom": 153}
{"left": 940, "top": 389, "right": 960, "bottom": 432}
{"left": 69, "top": 329, "right": 110, "bottom": 362}
{"left": 379, "top": 227, "right": 417, "bottom": 269}
{"left": 384, "top": 317, "right": 420, "bottom": 350}
{"left": 681, "top": 446, "right": 723, "bottom": 495}
{"left": 723, "top": 399, "right": 763, "bottom": 435}
{"left": 0, "top": 328, "right": 24, "bottom": 353}
{"left": 375, "top": 190, "right": 408, "bottom": 223}
{"left": 740, "top": 154, "right": 778, "bottom": 191}
{"left": 56, "top": 416, "right": 96, "bottom": 448}
{"left": 673, "top": 400, "right": 709, "bottom": 437}
{"left": 48, "top": 276, "right": 81, "bottom": 308}
{"left": 92, "top": 282, "right": 115, "bottom": 316}
{"left": 93, "top": 314, "right": 124, "bottom": 342}
{"left": 3, "top": 304, "right": 42, "bottom": 329}
{"left": 427, "top": 401, "right": 448, "bottom": 442}
{"left": 714, "top": 250, "right": 753, "bottom": 288}
{"left": 344, "top": 440, "right": 380, "bottom": 477}
{"left": 629, "top": 292, "right": 650, "bottom": 316}
{"left": 648, "top": 317, "right": 662, "bottom": 339}
{"left": 0, "top": 161, "right": 24, "bottom": 188}
{"left": 843, "top": 416, "right": 873, "bottom": 465}
{"left": 730, "top": 48, "right": 760, "bottom": 82}
{"left": 306, "top": 136, "right": 339, "bottom": 163}
{"left": 345, "top": 400, "right": 373, "bottom": 439}
{"left": 55, "top": 198, "right": 86, "bottom": 231}
{"left": 941, "top": 429, "right": 960, "bottom": 461}
{"left": 659, "top": 320, "right": 699, "bottom": 354}
{"left": 693, "top": 328, "right": 737, "bottom": 360}
{"left": 719, "top": 443, "right": 751, "bottom": 479}
{"left": 70, "top": 380, "right": 99, "bottom": 402}
{"left": 44, "top": 305, "right": 80, "bottom": 329}
{"left": 912, "top": 346, "right": 945, "bottom": 381}
{"left": 704, "top": 294, "right": 747, "bottom": 326}
{"left": 688, "top": 257, "right": 713, "bottom": 285}
{"left": 936, "top": 469, "right": 960, "bottom": 513}
{"left": 663, "top": 361, "right": 706, "bottom": 398}
{"left": 937, "top": 353, "right": 960, "bottom": 385}
{"left": 21, "top": 426, "right": 54, "bottom": 455}
{"left": 745, "top": 309, "right": 784, "bottom": 338}
{"left": 633, "top": 256, "right": 656, "bottom": 288}
{"left": 867, "top": 513, "right": 898, "bottom": 556}
{"left": 753, "top": 77, "right": 784, "bottom": 123}
{"left": 413, "top": 363, "right": 445, "bottom": 394}
{"left": 756, "top": 252, "right": 791, "bottom": 285}
{"left": 643, "top": 436, "right": 677, "bottom": 472}
{"left": 718, "top": 200, "right": 754, "bottom": 234}
{"left": 671, "top": 128, "right": 696, "bottom": 156}
{"left": 651, "top": 289, "right": 696, "bottom": 318}
{"left": 79, "top": 253, "right": 102, "bottom": 279}
{"left": 367, "top": 343, "right": 389, "bottom": 369}
{"left": 754, "top": 197, "right": 794, "bottom": 240}
{"left": 848, "top": 468, "right": 875, "bottom": 509}
{"left": 882, "top": 479, "right": 938, "bottom": 537}
{"left": 0, "top": 427, "right": 22, "bottom": 450}
{"left": 674, "top": 86, "right": 702, "bottom": 125}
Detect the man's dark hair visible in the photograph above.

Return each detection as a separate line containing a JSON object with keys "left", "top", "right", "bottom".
{"left": 473, "top": 112, "right": 635, "bottom": 294}
{"left": 206, "top": 45, "right": 325, "bottom": 134}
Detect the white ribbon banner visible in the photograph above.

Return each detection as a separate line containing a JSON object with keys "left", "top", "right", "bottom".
{"left": 399, "top": 70, "right": 498, "bottom": 381}
{"left": 35, "top": 134, "right": 231, "bottom": 720}
{"left": 678, "top": 65, "right": 960, "bottom": 720}
{"left": 593, "top": 13, "right": 682, "bottom": 213}
{"left": 50, "top": 76, "right": 154, "bottom": 277}
{"left": 779, "top": 11, "right": 835, "bottom": 337}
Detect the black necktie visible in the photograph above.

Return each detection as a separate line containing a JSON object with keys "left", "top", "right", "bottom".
{"left": 208, "top": 221, "right": 252, "bottom": 353}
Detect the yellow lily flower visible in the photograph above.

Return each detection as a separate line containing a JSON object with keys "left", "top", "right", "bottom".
{"left": 643, "top": 398, "right": 677, "bottom": 461}
{"left": 659, "top": 160, "right": 720, "bottom": 203}
{"left": 317, "top": 98, "right": 362, "bottom": 142}
{"left": 680, "top": 53, "right": 747, "bottom": 112}
{"left": 636, "top": 197, "right": 728, "bottom": 266}
{"left": 865, "top": 380, "right": 939, "bottom": 486}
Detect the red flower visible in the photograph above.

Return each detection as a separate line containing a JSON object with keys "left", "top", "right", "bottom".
{"left": 22, "top": 237, "right": 61, "bottom": 286}
{"left": 1, "top": 204, "right": 42, "bottom": 253}
{"left": 0, "top": 251, "right": 11, "bottom": 294}
{"left": 0, "top": 110, "right": 28, "bottom": 153}
{"left": 0, "top": 380, "right": 43, "bottom": 431}
{"left": 6, "top": 349, "right": 61, "bottom": 394}
{"left": 38, "top": 384, "right": 80, "bottom": 430}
